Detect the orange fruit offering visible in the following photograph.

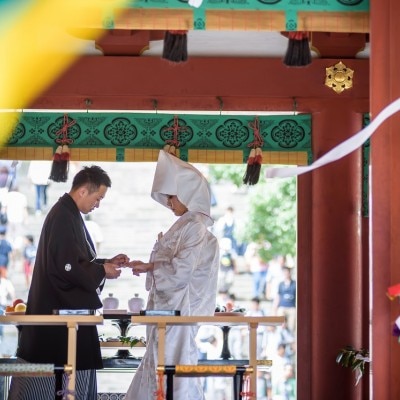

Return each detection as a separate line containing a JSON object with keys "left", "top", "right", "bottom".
{"left": 14, "top": 303, "right": 27, "bottom": 312}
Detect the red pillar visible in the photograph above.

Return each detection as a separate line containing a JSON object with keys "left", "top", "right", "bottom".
{"left": 297, "top": 104, "right": 365, "bottom": 400}
{"left": 370, "top": 1, "right": 400, "bottom": 399}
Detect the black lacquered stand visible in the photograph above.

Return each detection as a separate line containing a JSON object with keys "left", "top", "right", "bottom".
{"left": 103, "top": 313, "right": 136, "bottom": 359}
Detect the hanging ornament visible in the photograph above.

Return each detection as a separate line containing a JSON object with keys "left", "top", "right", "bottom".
{"left": 243, "top": 116, "right": 264, "bottom": 185}
{"left": 283, "top": 31, "right": 311, "bottom": 67}
{"left": 49, "top": 114, "right": 76, "bottom": 182}
{"left": 155, "top": 368, "right": 165, "bottom": 400}
{"left": 240, "top": 375, "right": 255, "bottom": 400}
{"left": 392, "top": 317, "right": 400, "bottom": 339}
{"left": 162, "top": 115, "right": 188, "bottom": 156}
{"left": 162, "top": 30, "right": 188, "bottom": 63}
{"left": 387, "top": 283, "right": 400, "bottom": 300}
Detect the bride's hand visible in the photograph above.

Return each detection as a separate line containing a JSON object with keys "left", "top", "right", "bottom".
{"left": 108, "top": 254, "right": 130, "bottom": 266}
{"left": 127, "top": 261, "right": 154, "bottom": 276}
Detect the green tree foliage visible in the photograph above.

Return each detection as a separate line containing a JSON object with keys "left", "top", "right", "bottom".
{"left": 209, "top": 165, "right": 296, "bottom": 261}
{"left": 245, "top": 178, "right": 296, "bottom": 261}
{"left": 209, "top": 165, "right": 245, "bottom": 188}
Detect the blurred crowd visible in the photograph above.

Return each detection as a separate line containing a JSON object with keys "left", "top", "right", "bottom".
{"left": 202, "top": 205, "right": 297, "bottom": 400}
{"left": 0, "top": 161, "right": 39, "bottom": 323}
{"left": 0, "top": 161, "right": 297, "bottom": 399}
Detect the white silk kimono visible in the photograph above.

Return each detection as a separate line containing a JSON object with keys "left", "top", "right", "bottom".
{"left": 125, "top": 211, "right": 219, "bottom": 400}
{"left": 126, "top": 150, "right": 220, "bottom": 400}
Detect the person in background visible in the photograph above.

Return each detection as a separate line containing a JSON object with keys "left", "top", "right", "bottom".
{"left": 0, "top": 201, "right": 7, "bottom": 230}
{"left": 22, "top": 235, "right": 37, "bottom": 288}
{"left": 215, "top": 206, "right": 247, "bottom": 257}
{"left": 245, "top": 297, "right": 266, "bottom": 359}
{"left": 0, "top": 227, "right": 12, "bottom": 279}
{"left": 0, "top": 160, "right": 18, "bottom": 191}
{"left": 217, "top": 237, "right": 236, "bottom": 293}
{"left": 270, "top": 343, "right": 292, "bottom": 398}
{"left": 256, "top": 370, "right": 269, "bottom": 400}
{"left": 0, "top": 274, "right": 16, "bottom": 340}
{"left": 125, "top": 150, "right": 220, "bottom": 400}
{"left": 215, "top": 206, "right": 237, "bottom": 252}
{"left": 8, "top": 165, "right": 130, "bottom": 400}
{"left": 2, "top": 187, "right": 28, "bottom": 261}
{"left": 273, "top": 362, "right": 296, "bottom": 400}
{"left": 245, "top": 242, "right": 268, "bottom": 299}
{"left": 204, "top": 335, "right": 231, "bottom": 400}
{"left": 265, "top": 254, "right": 286, "bottom": 302}
{"left": 27, "top": 160, "right": 52, "bottom": 215}
{"left": 273, "top": 266, "right": 297, "bottom": 334}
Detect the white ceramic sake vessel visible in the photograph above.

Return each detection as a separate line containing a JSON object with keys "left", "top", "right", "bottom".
{"left": 128, "top": 293, "right": 144, "bottom": 313}
{"left": 103, "top": 293, "right": 119, "bottom": 309}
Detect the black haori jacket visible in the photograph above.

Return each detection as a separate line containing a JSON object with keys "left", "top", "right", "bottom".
{"left": 17, "top": 193, "right": 106, "bottom": 370}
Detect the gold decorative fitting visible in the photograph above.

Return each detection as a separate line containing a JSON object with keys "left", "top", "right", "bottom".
{"left": 325, "top": 61, "right": 354, "bottom": 94}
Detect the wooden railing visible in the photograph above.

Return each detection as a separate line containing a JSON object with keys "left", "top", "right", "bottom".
{"left": 0, "top": 314, "right": 284, "bottom": 399}
{"left": 130, "top": 315, "right": 285, "bottom": 398}
{"left": 0, "top": 314, "right": 103, "bottom": 400}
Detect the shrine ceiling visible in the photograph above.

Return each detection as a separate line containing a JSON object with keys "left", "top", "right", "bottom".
{"left": 0, "top": 0, "right": 370, "bottom": 164}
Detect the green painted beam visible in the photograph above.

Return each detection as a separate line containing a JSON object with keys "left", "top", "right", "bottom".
{"left": 0, "top": 0, "right": 369, "bottom": 34}
{"left": 125, "top": 0, "right": 369, "bottom": 12}
{"left": 362, "top": 113, "right": 370, "bottom": 217}
{"left": 117, "top": 0, "right": 370, "bottom": 31}
{"left": 5, "top": 111, "right": 312, "bottom": 163}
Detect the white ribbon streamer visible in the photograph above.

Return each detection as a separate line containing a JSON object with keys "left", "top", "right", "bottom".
{"left": 395, "top": 315, "right": 400, "bottom": 330}
{"left": 265, "top": 98, "right": 400, "bottom": 179}
{"left": 188, "top": 0, "right": 203, "bottom": 7}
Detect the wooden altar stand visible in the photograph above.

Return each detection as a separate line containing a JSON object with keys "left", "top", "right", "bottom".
{"left": 0, "top": 314, "right": 103, "bottom": 400}
{"left": 131, "top": 315, "right": 285, "bottom": 399}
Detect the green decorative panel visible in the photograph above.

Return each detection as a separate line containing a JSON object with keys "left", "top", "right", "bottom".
{"left": 122, "top": 0, "right": 369, "bottom": 31}
{"left": 5, "top": 112, "right": 312, "bottom": 163}
{"left": 0, "top": 0, "right": 369, "bottom": 11}
{"left": 0, "top": 0, "right": 369, "bottom": 34}
{"left": 126, "top": 0, "right": 369, "bottom": 11}
{"left": 362, "top": 113, "right": 370, "bottom": 217}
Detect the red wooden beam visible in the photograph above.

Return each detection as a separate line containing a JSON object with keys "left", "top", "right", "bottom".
{"left": 30, "top": 56, "right": 369, "bottom": 113}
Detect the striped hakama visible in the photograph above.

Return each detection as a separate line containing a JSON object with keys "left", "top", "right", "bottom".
{"left": 7, "top": 365, "right": 97, "bottom": 400}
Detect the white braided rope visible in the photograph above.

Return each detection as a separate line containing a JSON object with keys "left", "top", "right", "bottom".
{"left": 0, "top": 363, "right": 54, "bottom": 376}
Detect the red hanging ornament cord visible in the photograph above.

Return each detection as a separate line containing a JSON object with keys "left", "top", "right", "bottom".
{"left": 240, "top": 374, "right": 256, "bottom": 400}
{"left": 163, "top": 115, "right": 188, "bottom": 156}
{"left": 49, "top": 114, "right": 76, "bottom": 182}
{"left": 243, "top": 117, "right": 264, "bottom": 185}
{"left": 155, "top": 369, "right": 165, "bottom": 400}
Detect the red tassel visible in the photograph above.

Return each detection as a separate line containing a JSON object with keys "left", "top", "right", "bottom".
{"left": 243, "top": 148, "right": 263, "bottom": 185}
{"left": 53, "top": 146, "right": 62, "bottom": 161}
{"left": 155, "top": 369, "right": 165, "bottom": 400}
{"left": 240, "top": 375, "right": 255, "bottom": 400}
{"left": 243, "top": 117, "right": 264, "bottom": 185}
{"left": 162, "top": 30, "right": 188, "bottom": 63}
{"left": 243, "top": 148, "right": 256, "bottom": 185}
{"left": 49, "top": 145, "right": 69, "bottom": 182}
{"left": 283, "top": 31, "right": 311, "bottom": 67}
{"left": 50, "top": 114, "right": 75, "bottom": 183}
{"left": 387, "top": 283, "right": 400, "bottom": 300}
{"left": 60, "top": 145, "right": 70, "bottom": 161}
{"left": 252, "top": 147, "right": 263, "bottom": 184}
